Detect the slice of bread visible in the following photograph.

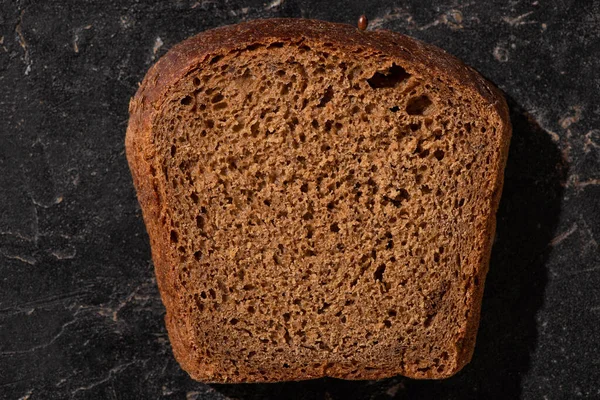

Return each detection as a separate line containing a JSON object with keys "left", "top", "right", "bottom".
{"left": 126, "top": 18, "right": 511, "bottom": 382}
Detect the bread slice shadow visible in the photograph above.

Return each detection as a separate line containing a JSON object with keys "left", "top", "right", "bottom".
{"left": 208, "top": 96, "right": 567, "bottom": 399}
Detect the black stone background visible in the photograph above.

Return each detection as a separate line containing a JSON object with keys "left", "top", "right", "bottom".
{"left": 1, "top": 0, "right": 599, "bottom": 399}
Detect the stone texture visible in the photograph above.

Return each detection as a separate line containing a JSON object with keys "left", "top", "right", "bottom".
{"left": 0, "top": 0, "right": 598, "bottom": 399}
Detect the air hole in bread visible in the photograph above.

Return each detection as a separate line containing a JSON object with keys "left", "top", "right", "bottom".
{"left": 317, "top": 302, "right": 330, "bottom": 314}
{"left": 214, "top": 102, "right": 227, "bottom": 111}
{"left": 433, "top": 149, "right": 445, "bottom": 161}
{"left": 374, "top": 264, "right": 386, "bottom": 281}
{"left": 406, "top": 95, "right": 433, "bottom": 115}
{"left": 367, "top": 64, "right": 411, "bottom": 89}
{"left": 209, "top": 55, "right": 223, "bottom": 64}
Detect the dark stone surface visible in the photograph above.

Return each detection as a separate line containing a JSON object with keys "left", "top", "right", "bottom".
{"left": 1, "top": 0, "right": 598, "bottom": 398}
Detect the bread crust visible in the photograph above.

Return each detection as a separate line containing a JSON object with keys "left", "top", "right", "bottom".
{"left": 125, "top": 18, "right": 511, "bottom": 382}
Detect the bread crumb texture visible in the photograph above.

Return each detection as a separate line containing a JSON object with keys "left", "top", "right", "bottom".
{"left": 127, "top": 19, "right": 510, "bottom": 383}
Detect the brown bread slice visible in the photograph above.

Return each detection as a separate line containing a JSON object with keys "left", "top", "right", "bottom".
{"left": 125, "top": 18, "right": 511, "bottom": 382}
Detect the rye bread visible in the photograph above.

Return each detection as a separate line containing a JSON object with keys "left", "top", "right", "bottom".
{"left": 125, "top": 18, "right": 511, "bottom": 382}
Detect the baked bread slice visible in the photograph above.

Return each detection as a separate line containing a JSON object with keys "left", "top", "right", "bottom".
{"left": 126, "top": 18, "right": 511, "bottom": 382}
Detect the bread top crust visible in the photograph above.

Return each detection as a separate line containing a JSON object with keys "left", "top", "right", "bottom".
{"left": 125, "top": 18, "right": 511, "bottom": 381}
{"left": 128, "top": 18, "right": 508, "bottom": 125}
